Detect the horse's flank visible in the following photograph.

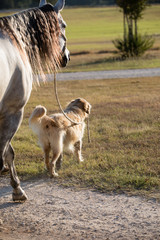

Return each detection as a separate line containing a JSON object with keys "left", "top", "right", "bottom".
{"left": 0, "top": 4, "right": 62, "bottom": 77}
{"left": 0, "top": 36, "right": 32, "bottom": 113}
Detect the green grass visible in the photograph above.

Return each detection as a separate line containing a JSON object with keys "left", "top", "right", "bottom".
{"left": 62, "top": 5, "right": 160, "bottom": 71}
{"left": 63, "top": 53, "right": 160, "bottom": 72}
{"left": 12, "top": 77, "right": 160, "bottom": 198}
{"left": 63, "top": 6, "right": 160, "bottom": 51}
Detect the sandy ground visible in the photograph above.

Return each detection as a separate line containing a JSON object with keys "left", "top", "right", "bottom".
{"left": 0, "top": 176, "right": 160, "bottom": 240}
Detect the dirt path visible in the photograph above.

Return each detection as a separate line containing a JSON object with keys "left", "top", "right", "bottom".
{"left": 45, "top": 68, "right": 160, "bottom": 82}
{"left": 0, "top": 176, "right": 160, "bottom": 240}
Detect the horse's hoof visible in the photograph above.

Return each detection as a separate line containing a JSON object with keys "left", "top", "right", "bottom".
{"left": 12, "top": 191, "right": 28, "bottom": 202}
{"left": 1, "top": 166, "right": 9, "bottom": 175}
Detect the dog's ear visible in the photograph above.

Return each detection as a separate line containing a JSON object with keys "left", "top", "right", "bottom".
{"left": 83, "top": 102, "right": 91, "bottom": 114}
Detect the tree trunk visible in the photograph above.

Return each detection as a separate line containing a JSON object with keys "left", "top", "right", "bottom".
{"left": 135, "top": 19, "right": 138, "bottom": 40}
{"left": 126, "top": 15, "right": 133, "bottom": 57}
{"left": 123, "top": 10, "right": 127, "bottom": 43}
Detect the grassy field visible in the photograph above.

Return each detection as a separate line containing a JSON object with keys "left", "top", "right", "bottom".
{"left": 63, "top": 6, "right": 160, "bottom": 51}
{"left": 62, "top": 5, "right": 160, "bottom": 72}
{"left": 0, "top": 6, "right": 160, "bottom": 198}
{"left": 0, "top": 5, "right": 160, "bottom": 71}
{"left": 11, "top": 77, "right": 160, "bottom": 198}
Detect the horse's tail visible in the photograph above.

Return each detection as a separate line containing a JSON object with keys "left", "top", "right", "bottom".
{"left": 29, "top": 105, "right": 46, "bottom": 126}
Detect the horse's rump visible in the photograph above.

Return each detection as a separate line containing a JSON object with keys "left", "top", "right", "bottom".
{"left": 0, "top": 4, "right": 62, "bottom": 76}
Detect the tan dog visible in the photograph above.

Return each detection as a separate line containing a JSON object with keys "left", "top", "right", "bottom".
{"left": 29, "top": 98, "right": 91, "bottom": 177}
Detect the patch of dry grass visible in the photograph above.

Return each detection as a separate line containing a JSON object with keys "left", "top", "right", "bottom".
{"left": 13, "top": 77, "right": 160, "bottom": 197}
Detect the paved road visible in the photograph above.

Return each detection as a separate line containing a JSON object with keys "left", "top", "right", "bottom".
{"left": 45, "top": 68, "right": 160, "bottom": 81}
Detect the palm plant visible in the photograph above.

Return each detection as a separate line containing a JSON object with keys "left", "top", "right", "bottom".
{"left": 113, "top": 0, "right": 154, "bottom": 58}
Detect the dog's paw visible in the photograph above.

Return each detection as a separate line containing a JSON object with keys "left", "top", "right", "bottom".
{"left": 79, "top": 157, "right": 84, "bottom": 163}
{"left": 50, "top": 172, "right": 59, "bottom": 178}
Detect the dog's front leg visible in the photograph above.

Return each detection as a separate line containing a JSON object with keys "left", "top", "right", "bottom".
{"left": 50, "top": 152, "right": 61, "bottom": 177}
{"left": 74, "top": 140, "right": 83, "bottom": 163}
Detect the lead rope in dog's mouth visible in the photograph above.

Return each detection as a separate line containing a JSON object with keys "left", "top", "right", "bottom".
{"left": 54, "top": 72, "right": 91, "bottom": 143}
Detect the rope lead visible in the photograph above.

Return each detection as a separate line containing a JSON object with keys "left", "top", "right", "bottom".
{"left": 54, "top": 73, "right": 91, "bottom": 143}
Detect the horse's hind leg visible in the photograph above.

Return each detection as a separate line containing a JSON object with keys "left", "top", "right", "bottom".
{"left": 0, "top": 151, "right": 9, "bottom": 174}
{"left": 0, "top": 110, "right": 28, "bottom": 201}
{"left": 5, "top": 144, "right": 28, "bottom": 201}
{"left": 0, "top": 156, "right": 3, "bottom": 172}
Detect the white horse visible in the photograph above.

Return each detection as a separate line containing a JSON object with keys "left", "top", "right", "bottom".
{"left": 0, "top": 0, "right": 70, "bottom": 201}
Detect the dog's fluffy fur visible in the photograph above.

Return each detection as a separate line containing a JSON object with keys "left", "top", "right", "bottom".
{"left": 29, "top": 98, "right": 91, "bottom": 177}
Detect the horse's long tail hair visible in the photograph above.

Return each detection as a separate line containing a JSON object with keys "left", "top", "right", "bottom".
{"left": 0, "top": 4, "right": 62, "bottom": 77}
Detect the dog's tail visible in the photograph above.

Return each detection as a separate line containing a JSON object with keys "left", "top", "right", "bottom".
{"left": 29, "top": 105, "right": 46, "bottom": 127}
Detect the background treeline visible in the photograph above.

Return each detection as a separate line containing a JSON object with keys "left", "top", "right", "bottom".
{"left": 0, "top": 0, "right": 160, "bottom": 9}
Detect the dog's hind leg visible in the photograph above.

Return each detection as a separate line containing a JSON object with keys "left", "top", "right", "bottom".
{"left": 50, "top": 134, "right": 63, "bottom": 177}
{"left": 74, "top": 140, "right": 83, "bottom": 163}
{"left": 44, "top": 146, "right": 51, "bottom": 171}
{"left": 56, "top": 154, "right": 63, "bottom": 170}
